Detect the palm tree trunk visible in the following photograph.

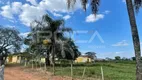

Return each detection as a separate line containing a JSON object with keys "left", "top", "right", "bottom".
{"left": 126, "top": 0, "right": 142, "bottom": 80}
{"left": 52, "top": 33, "right": 55, "bottom": 75}
{"left": 45, "top": 53, "right": 50, "bottom": 66}
{"left": 51, "top": 45, "right": 55, "bottom": 75}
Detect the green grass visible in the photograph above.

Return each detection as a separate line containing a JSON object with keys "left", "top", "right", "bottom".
{"left": 21, "top": 61, "right": 136, "bottom": 80}
{"left": 45, "top": 61, "right": 136, "bottom": 80}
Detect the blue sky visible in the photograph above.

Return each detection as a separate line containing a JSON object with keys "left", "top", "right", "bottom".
{"left": 0, "top": 0, "right": 142, "bottom": 59}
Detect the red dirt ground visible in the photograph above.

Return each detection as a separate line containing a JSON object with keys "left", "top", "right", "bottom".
{"left": 4, "top": 65, "right": 76, "bottom": 80}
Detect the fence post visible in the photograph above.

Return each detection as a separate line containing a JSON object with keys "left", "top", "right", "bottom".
{"left": 71, "top": 60, "right": 73, "bottom": 80}
{"left": 44, "top": 62, "right": 47, "bottom": 71}
{"left": 101, "top": 66, "right": 104, "bottom": 80}
{"left": 82, "top": 67, "right": 86, "bottom": 79}
{"left": 0, "top": 65, "right": 4, "bottom": 80}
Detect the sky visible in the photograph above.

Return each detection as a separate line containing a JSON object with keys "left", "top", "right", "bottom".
{"left": 0, "top": 0, "right": 142, "bottom": 59}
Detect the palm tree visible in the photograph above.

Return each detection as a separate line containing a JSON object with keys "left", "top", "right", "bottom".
{"left": 56, "top": 38, "right": 81, "bottom": 60}
{"left": 126, "top": 0, "right": 142, "bottom": 79}
{"left": 67, "top": 0, "right": 142, "bottom": 79}
{"left": 67, "top": 0, "right": 100, "bottom": 14}
{"left": 31, "top": 14, "right": 72, "bottom": 74}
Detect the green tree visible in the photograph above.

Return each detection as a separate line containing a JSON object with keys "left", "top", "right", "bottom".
{"left": 32, "top": 14, "right": 72, "bottom": 64}
{"left": 28, "top": 14, "right": 79, "bottom": 74}
{"left": 0, "top": 26, "right": 22, "bottom": 80}
{"left": 132, "top": 57, "right": 136, "bottom": 61}
{"left": 0, "top": 26, "right": 22, "bottom": 66}
{"left": 85, "top": 52, "right": 97, "bottom": 60}
{"left": 24, "top": 33, "right": 41, "bottom": 68}
{"left": 115, "top": 56, "right": 121, "bottom": 61}
{"left": 57, "top": 38, "right": 81, "bottom": 60}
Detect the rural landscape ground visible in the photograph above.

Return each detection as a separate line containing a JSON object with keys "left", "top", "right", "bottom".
{"left": 4, "top": 61, "right": 136, "bottom": 80}
{"left": 4, "top": 64, "right": 74, "bottom": 80}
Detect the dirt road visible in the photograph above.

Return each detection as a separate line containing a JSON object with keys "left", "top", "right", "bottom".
{"left": 4, "top": 65, "right": 72, "bottom": 80}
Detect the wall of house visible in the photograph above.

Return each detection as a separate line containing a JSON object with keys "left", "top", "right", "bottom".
{"left": 75, "top": 57, "right": 92, "bottom": 63}
{"left": 7, "top": 56, "right": 21, "bottom": 63}
{"left": 41, "top": 58, "right": 45, "bottom": 63}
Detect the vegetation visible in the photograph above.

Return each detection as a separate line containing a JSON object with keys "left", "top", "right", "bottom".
{"left": 24, "top": 14, "right": 81, "bottom": 74}
{"left": 115, "top": 56, "right": 121, "bottom": 61}
{"left": 0, "top": 26, "right": 22, "bottom": 66}
{"left": 25, "top": 61, "right": 135, "bottom": 80}
{"left": 85, "top": 52, "right": 97, "bottom": 60}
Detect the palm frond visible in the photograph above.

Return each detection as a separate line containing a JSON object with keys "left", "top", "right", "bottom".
{"left": 51, "top": 20, "right": 64, "bottom": 31}
{"left": 134, "top": 0, "right": 142, "bottom": 12}
{"left": 91, "top": 0, "right": 100, "bottom": 15}
{"left": 67, "top": 0, "right": 71, "bottom": 9}
{"left": 81, "top": 0, "right": 88, "bottom": 11}
{"left": 42, "top": 14, "right": 53, "bottom": 23}
{"left": 62, "top": 27, "right": 73, "bottom": 32}
{"left": 72, "top": 0, "right": 76, "bottom": 8}
{"left": 67, "top": 0, "right": 76, "bottom": 9}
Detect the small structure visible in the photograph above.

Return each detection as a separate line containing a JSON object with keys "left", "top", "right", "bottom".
{"left": 75, "top": 55, "right": 94, "bottom": 63}
{"left": 6, "top": 52, "right": 32, "bottom": 64}
{"left": 7, "top": 54, "right": 21, "bottom": 63}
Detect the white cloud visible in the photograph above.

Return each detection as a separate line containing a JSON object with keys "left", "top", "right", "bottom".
{"left": 20, "top": 32, "right": 30, "bottom": 38}
{"left": 6, "top": 25, "right": 16, "bottom": 28}
{"left": 26, "top": 0, "right": 37, "bottom": 5}
{"left": 0, "top": 2, "right": 22, "bottom": 19}
{"left": 12, "top": 2, "right": 22, "bottom": 14}
{"left": 97, "top": 51, "right": 134, "bottom": 59}
{"left": 38, "top": 0, "right": 81, "bottom": 13}
{"left": 0, "top": 5, "right": 13, "bottom": 19}
{"left": 19, "top": 4, "right": 46, "bottom": 26}
{"left": 53, "top": 12, "right": 63, "bottom": 17}
{"left": 86, "top": 14, "right": 104, "bottom": 23}
{"left": 112, "top": 40, "right": 129, "bottom": 47}
{"left": 104, "top": 10, "right": 110, "bottom": 14}
{"left": 63, "top": 15, "right": 71, "bottom": 20}
{"left": 0, "top": 0, "right": 82, "bottom": 26}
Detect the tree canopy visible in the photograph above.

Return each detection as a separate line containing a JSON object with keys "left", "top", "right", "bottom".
{"left": 0, "top": 26, "right": 22, "bottom": 65}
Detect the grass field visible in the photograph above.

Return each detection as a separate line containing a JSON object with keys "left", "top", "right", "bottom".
{"left": 44, "top": 61, "right": 136, "bottom": 80}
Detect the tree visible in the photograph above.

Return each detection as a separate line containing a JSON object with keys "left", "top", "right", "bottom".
{"left": 126, "top": 0, "right": 142, "bottom": 79}
{"left": 0, "top": 26, "right": 22, "bottom": 80}
{"left": 85, "top": 52, "right": 97, "bottom": 61}
{"left": 24, "top": 33, "right": 41, "bottom": 68}
{"left": 31, "top": 14, "right": 72, "bottom": 63}
{"left": 0, "top": 26, "right": 22, "bottom": 66}
{"left": 67, "top": 0, "right": 142, "bottom": 79}
{"left": 105, "top": 57, "right": 112, "bottom": 61}
{"left": 67, "top": 0, "right": 100, "bottom": 15}
{"left": 132, "top": 57, "right": 136, "bottom": 61}
{"left": 122, "top": 57, "right": 130, "bottom": 61}
{"left": 28, "top": 14, "right": 76, "bottom": 74}
{"left": 56, "top": 38, "right": 81, "bottom": 60}
{"left": 115, "top": 56, "right": 121, "bottom": 61}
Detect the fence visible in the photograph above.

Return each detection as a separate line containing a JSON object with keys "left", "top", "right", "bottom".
{"left": 0, "top": 65, "right": 4, "bottom": 80}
